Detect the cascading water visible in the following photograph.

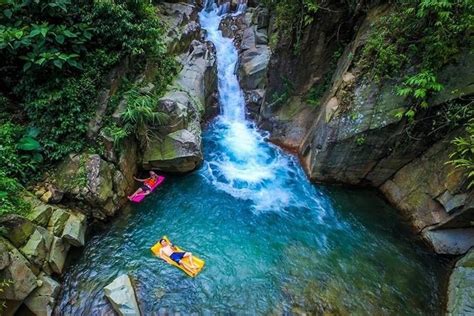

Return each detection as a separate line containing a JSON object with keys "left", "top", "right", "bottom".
{"left": 200, "top": 1, "right": 306, "bottom": 212}
{"left": 55, "top": 2, "right": 445, "bottom": 315}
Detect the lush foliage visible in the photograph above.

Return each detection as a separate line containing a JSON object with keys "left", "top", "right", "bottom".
{"left": 361, "top": 0, "right": 473, "bottom": 109}
{"left": 262, "top": 0, "right": 320, "bottom": 52}
{"left": 0, "top": 0, "right": 174, "bottom": 214}
{"left": 448, "top": 119, "right": 474, "bottom": 188}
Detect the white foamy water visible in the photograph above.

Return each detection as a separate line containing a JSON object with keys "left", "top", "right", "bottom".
{"left": 199, "top": 2, "right": 318, "bottom": 212}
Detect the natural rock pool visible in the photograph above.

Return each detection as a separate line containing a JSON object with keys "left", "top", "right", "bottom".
{"left": 55, "top": 3, "right": 447, "bottom": 314}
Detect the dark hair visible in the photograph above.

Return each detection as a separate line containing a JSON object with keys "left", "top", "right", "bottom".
{"left": 159, "top": 238, "right": 165, "bottom": 244}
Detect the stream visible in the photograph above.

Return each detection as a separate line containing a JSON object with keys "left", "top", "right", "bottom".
{"left": 55, "top": 2, "right": 446, "bottom": 315}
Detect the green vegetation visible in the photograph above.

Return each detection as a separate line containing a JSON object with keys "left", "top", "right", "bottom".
{"left": 262, "top": 0, "right": 320, "bottom": 53}
{"left": 360, "top": 0, "right": 473, "bottom": 182}
{"left": 360, "top": 0, "right": 472, "bottom": 109}
{"left": 448, "top": 119, "right": 474, "bottom": 188}
{"left": 0, "top": 0, "right": 175, "bottom": 215}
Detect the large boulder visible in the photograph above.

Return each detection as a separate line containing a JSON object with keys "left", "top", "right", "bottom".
{"left": 51, "top": 153, "right": 117, "bottom": 216}
{"left": 0, "top": 215, "right": 36, "bottom": 248}
{"left": 20, "top": 227, "right": 53, "bottom": 268}
{"left": 0, "top": 238, "right": 38, "bottom": 301}
{"left": 47, "top": 236, "right": 70, "bottom": 274}
{"left": 142, "top": 40, "right": 217, "bottom": 173}
{"left": 104, "top": 274, "right": 141, "bottom": 316}
{"left": 159, "top": 2, "right": 201, "bottom": 55}
{"left": 238, "top": 45, "right": 270, "bottom": 90}
{"left": 380, "top": 132, "right": 471, "bottom": 231}
{"left": 61, "top": 211, "right": 86, "bottom": 247}
{"left": 447, "top": 249, "right": 474, "bottom": 315}
{"left": 24, "top": 273, "right": 60, "bottom": 316}
{"left": 47, "top": 208, "right": 70, "bottom": 237}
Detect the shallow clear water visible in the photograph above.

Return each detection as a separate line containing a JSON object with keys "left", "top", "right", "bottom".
{"left": 55, "top": 3, "right": 446, "bottom": 315}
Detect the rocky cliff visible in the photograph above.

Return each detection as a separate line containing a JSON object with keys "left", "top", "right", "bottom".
{"left": 0, "top": 2, "right": 215, "bottom": 314}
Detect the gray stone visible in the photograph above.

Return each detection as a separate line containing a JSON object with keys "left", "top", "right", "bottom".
{"left": 61, "top": 211, "right": 86, "bottom": 247}
{"left": 0, "top": 215, "right": 36, "bottom": 248}
{"left": 241, "top": 27, "right": 256, "bottom": 51}
{"left": 238, "top": 45, "right": 270, "bottom": 90}
{"left": 0, "top": 243, "right": 10, "bottom": 270}
{"left": 24, "top": 274, "right": 60, "bottom": 316}
{"left": 28, "top": 204, "right": 53, "bottom": 227}
{"left": 20, "top": 227, "right": 53, "bottom": 268}
{"left": 447, "top": 249, "right": 474, "bottom": 315}
{"left": 104, "top": 274, "right": 141, "bottom": 316}
{"left": 423, "top": 228, "right": 474, "bottom": 255}
{"left": 142, "top": 40, "right": 217, "bottom": 173}
{"left": 47, "top": 208, "right": 70, "bottom": 237}
{"left": 48, "top": 236, "right": 70, "bottom": 274}
{"left": 0, "top": 239, "right": 38, "bottom": 301}
{"left": 438, "top": 191, "right": 468, "bottom": 214}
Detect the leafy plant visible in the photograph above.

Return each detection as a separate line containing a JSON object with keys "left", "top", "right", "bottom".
{"left": 448, "top": 119, "right": 474, "bottom": 188}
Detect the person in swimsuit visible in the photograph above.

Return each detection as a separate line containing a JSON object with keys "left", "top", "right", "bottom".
{"left": 159, "top": 239, "right": 199, "bottom": 273}
{"left": 128, "top": 171, "right": 159, "bottom": 200}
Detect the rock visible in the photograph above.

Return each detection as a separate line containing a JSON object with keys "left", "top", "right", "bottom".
{"left": 437, "top": 191, "right": 468, "bottom": 214}
{"left": 159, "top": 2, "right": 201, "bottom": 55}
{"left": 20, "top": 227, "right": 53, "bottom": 268}
{"left": 0, "top": 215, "right": 36, "bottom": 248}
{"left": 39, "top": 191, "right": 52, "bottom": 203}
{"left": 380, "top": 133, "right": 472, "bottom": 231}
{"left": 254, "top": 28, "right": 268, "bottom": 45}
{"left": 28, "top": 204, "right": 53, "bottom": 227}
{"left": 241, "top": 27, "right": 256, "bottom": 51}
{"left": 48, "top": 236, "right": 70, "bottom": 274}
{"left": 245, "top": 89, "right": 265, "bottom": 119}
{"left": 61, "top": 211, "right": 86, "bottom": 247}
{"left": 0, "top": 238, "right": 38, "bottom": 301}
{"left": 104, "top": 274, "right": 141, "bottom": 316}
{"left": 52, "top": 153, "right": 116, "bottom": 216}
{"left": 238, "top": 45, "right": 270, "bottom": 90}
{"left": 47, "top": 208, "right": 70, "bottom": 237}
{"left": 142, "top": 40, "right": 217, "bottom": 173}
{"left": 24, "top": 274, "right": 60, "bottom": 316}
{"left": 143, "top": 129, "right": 203, "bottom": 173}
{"left": 423, "top": 228, "right": 474, "bottom": 255}
{"left": 0, "top": 243, "right": 10, "bottom": 270}
{"left": 447, "top": 249, "right": 474, "bottom": 315}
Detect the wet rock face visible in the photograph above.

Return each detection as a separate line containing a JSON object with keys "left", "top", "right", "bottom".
{"left": 142, "top": 40, "right": 217, "bottom": 173}
{"left": 447, "top": 249, "right": 474, "bottom": 315}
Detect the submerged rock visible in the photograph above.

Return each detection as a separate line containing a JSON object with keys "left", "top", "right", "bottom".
{"left": 104, "top": 274, "right": 141, "bottom": 316}
{"left": 447, "top": 249, "right": 474, "bottom": 315}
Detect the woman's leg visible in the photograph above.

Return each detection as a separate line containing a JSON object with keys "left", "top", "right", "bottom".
{"left": 128, "top": 188, "right": 144, "bottom": 199}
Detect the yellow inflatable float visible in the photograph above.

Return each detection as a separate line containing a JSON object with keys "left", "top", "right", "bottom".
{"left": 150, "top": 236, "right": 205, "bottom": 277}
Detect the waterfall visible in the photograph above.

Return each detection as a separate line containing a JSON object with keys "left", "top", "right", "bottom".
{"left": 199, "top": 2, "right": 307, "bottom": 212}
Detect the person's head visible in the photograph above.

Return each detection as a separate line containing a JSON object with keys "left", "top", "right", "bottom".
{"left": 149, "top": 171, "right": 157, "bottom": 178}
{"left": 160, "top": 239, "right": 168, "bottom": 246}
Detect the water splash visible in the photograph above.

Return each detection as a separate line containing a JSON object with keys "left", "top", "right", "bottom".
{"left": 200, "top": 2, "right": 307, "bottom": 212}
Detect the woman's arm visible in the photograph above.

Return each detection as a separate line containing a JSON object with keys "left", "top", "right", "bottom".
{"left": 134, "top": 176, "right": 146, "bottom": 182}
